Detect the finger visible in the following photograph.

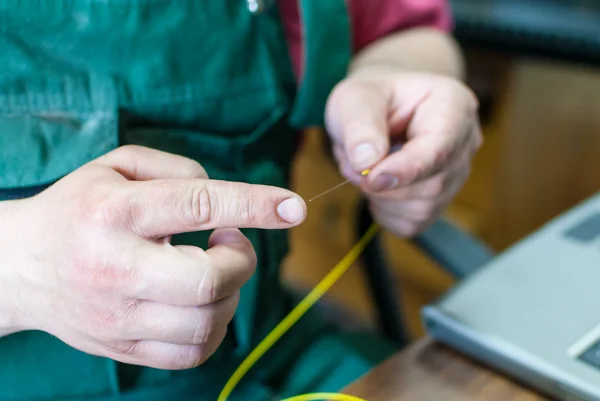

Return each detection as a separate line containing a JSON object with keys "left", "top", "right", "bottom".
{"left": 325, "top": 79, "right": 391, "bottom": 172}
{"left": 127, "top": 292, "right": 239, "bottom": 345}
{"left": 203, "top": 228, "right": 257, "bottom": 303}
{"left": 129, "top": 229, "right": 255, "bottom": 307}
{"left": 366, "top": 89, "right": 475, "bottom": 191}
{"left": 368, "top": 164, "right": 470, "bottom": 227}
{"left": 335, "top": 146, "right": 363, "bottom": 186}
{"left": 93, "top": 145, "right": 208, "bottom": 181}
{"left": 370, "top": 198, "right": 444, "bottom": 224}
{"left": 370, "top": 208, "right": 426, "bottom": 238}
{"left": 367, "top": 173, "right": 448, "bottom": 201}
{"left": 335, "top": 143, "right": 406, "bottom": 188}
{"left": 110, "top": 326, "right": 227, "bottom": 370}
{"left": 332, "top": 143, "right": 347, "bottom": 168}
{"left": 470, "top": 122, "right": 484, "bottom": 152}
{"left": 123, "top": 179, "right": 306, "bottom": 238}
{"left": 370, "top": 201, "right": 438, "bottom": 237}
{"left": 364, "top": 157, "right": 470, "bottom": 201}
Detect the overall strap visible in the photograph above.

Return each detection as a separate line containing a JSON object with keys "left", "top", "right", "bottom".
{"left": 289, "top": 0, "right": 353, "bottom": 128}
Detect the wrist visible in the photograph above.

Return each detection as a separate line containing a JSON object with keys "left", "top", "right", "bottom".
{"left": 349, "top": 28, "right": 465, "bottom": 80}
{"left": 0, "top": 200, "right": 30, "bottom": 336}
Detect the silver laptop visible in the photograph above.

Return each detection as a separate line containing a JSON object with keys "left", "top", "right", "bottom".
{"left": 422, "top": 192, "right": 600, "bottom": 401}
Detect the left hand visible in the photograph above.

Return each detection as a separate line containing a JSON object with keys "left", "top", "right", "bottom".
{"left": 325, "top": 68, "right": 482, "bottom": 237}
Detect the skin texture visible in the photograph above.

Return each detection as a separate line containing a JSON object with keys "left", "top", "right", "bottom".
{"left": 0, "top": 146, "right": 306, "bottom": 369}
{"left": 0, "top": 27, "right": 481, "bottom": 370}
{"left": 326, "top": 28, "right": 482, "bottom": 237}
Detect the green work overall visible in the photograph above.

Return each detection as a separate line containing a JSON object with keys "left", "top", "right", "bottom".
{"left": 0, "top": 1, "right": 396, "bottom": 400}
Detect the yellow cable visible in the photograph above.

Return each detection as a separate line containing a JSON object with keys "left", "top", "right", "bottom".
{"left": 217, "top": 222, "right": 380, "bottom": 401}
{"left": 281, "top": 393, "right": 368, "bottom": 401}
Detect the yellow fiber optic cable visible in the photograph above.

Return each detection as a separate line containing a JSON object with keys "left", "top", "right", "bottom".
{"left": 217, "top": 223, "right": 379, "bottom": 401}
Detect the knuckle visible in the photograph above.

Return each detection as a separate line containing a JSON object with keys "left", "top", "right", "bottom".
{"left": 424, "top": 177, "right": 446, "bottom": 197}
{"left": 237, "top": 185, "right": 259, "bottom": 226}
{"left": 82, "top": 192, "right": 140, "bottom": 238}
{"left": 115, "top": 340, "right": 141, "bottom": 356}
{"left": 329, "top": 79, "right": 354, "bottom": 101}
{"left": 103, "top": 205, "right": 130, "bottom": 232}
{"left": 74, "top": 181, "right": 142, "bottom": 236}
{"left": 93, "top": 309, "right": 120, "bottom": 335}
{"left": 77, "top": 190, "right": 114, "bottom": 225}
{"left": 183, "top": 346, "right": 208, "bottom": 369}
{"left": 433, "top": 146, "right": 453, "bottom": 168}
{"left": 181, "top": 159, "right": 207, "bottom": 179}
{"left": 194, "top": 314, "right": 215, "bottom": 345}
{"left": 405, "top": 161, "right": 425, "bottom": 184}
{"left": 118, "top": 298, "right": 140, "bottom": 328}
{"left": 447, "top": 79, "right": 479, "bottom": 111}
{"left": 411, "top": 202, "right": 436, "bottom": 222}
{"left": 327, "top": 78, "right": 383, "bottom": 114}
{"left": 197, "top": 266, "right": 222, "bottom": 305}
{"left": 95, "top": 300, "right": 137, "bottom": 340}
{"left": 167, "top": 346, "right": 208, "bottom": 370}
{"left": 116, "top": 144, "right": 142, "bottom": 155}
{"left": 186, "top": 184, "right": 212, "bottom": 227}
{"left": 246, "top": 247, "right": 258, "bottom": 275}
{"left": 237, "top": 240, "right": 258, "bottom": 276}
{"left": 107, "top": 145, "right": 136, "bottom": 163}
{"left": 464, "top": 86, "right": 480, "bottom": 112}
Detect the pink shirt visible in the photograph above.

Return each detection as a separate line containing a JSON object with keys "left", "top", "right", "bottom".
{"left": 277, "top": 0, "right": 453, "bottom": 79}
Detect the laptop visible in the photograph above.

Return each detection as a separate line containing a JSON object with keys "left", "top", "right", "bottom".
{"left": 422, "top": 192, "right": 600, "bottom": 401}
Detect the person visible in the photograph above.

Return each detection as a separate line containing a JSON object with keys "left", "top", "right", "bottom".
{"left": 0, "top": 0, "right": 482, "bottom": 400}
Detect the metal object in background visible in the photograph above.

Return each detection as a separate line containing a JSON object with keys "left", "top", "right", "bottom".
{"left": 247, "top": 0, "right": 272, "bottom": 14}
{"left": 450, "top": 0, "right": 600, "bottom": 66}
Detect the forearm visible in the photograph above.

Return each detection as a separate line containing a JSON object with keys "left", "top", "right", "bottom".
{"left": 349, "top": 27, "right": 465, "bottom": 80}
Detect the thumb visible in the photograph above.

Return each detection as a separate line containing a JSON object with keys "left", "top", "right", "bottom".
{"left": 325, "top": 80, "right": 391, "bottom": 172}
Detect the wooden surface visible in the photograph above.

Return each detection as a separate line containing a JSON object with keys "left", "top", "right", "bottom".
{"left": 344, "top": 339, "right": 549, "bottom": 401}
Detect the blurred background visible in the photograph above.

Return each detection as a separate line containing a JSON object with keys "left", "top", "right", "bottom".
{"left": 281, "top": 0, "right": 600, "bottom": 341}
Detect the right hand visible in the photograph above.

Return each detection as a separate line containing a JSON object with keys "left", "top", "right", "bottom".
{"left": 1, "top": 145, "right": 306, "bottom": 369}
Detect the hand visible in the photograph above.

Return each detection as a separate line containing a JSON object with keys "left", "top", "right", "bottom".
{"left": 325, "top": 68, "right": 482, "bottom": 237}
{"left": 0, "top": 145, "right": 306, "bottom": 369}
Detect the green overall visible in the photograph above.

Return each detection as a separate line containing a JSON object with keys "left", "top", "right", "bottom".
{"left": 0, "top": 1, "right": 396, "bottom": 400}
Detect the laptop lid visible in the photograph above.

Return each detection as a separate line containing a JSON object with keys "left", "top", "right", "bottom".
{"left": 423, "top": 193, "right": 600, "bottom": 400}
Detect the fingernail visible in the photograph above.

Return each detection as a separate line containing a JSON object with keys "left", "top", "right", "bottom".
{"left": 210, "top": 228, "right": 244, "bottom": 245}
{"left": 352, "top": 143, "right": 379, "bottom": 170}
{"left": 370, "top": 174, "right": 398, "bottom": 192}
{"left": 277, "top": 198, "right": 304, "bottom": 224}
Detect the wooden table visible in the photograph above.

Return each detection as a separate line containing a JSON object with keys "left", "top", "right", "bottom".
{"left": 344, "top": 338, "right": 550, "bottom": 400}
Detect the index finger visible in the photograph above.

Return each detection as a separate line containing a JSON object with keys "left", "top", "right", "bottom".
{"left": 92, "top": 145, "right": 209, "bottom": 181}
{"left": 366, "top": 91, "right": 473, "bottom": 189}
{"left": 122, "top": 179, "right": 306, "bottom": 238}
